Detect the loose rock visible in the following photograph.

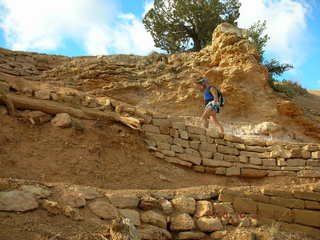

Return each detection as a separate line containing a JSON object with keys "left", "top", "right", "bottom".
{"left": 196, "top": 217, "right": 223, "bottom": 232}
{"left": 170, "top": 214, "right": 195, "bottom": 231}
{"left": 106, "top": 193, "right": 139, "bottom": 208}
{"left": 0, "top": 190, "right": 39, "bottom": 212}
{"left": 42, "top": 200, "right": 60, "bottom": 215}
{"left": 88, "top": 200, "right": 119, "bottom": 220}
{"left": 195, "top": 200, "right": 213, "bottom": 217}
{"left": 20, "top": 185, "right": 51, "bottom": 199}
{"left": 138, "top": 224, "right": 172, "bottom": 240}
{"left": 171, "top": 197, "right": 196, "bottom": 214}
{"left": 60, "top": 192, "right": 86, "bottom": 208}
{"left": 141, "top": 210, "right": 167, "bottom": 229}
{"left": 51, "top": 113, "right": 72, "bottom": 128}
{"left": 120, "top": 209, "right": 141, "bottom": 226}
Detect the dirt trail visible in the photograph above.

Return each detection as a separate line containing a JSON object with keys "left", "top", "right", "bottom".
{"left": 1, "top": 114, "right": 316, "bottom": 192}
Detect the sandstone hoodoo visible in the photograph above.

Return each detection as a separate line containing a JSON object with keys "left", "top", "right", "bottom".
{"left": 0, "top": 23, "right": 320, "bottom": 240}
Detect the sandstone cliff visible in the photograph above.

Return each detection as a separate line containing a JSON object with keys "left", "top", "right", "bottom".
{"left": 0, "top": 23, "right": 319, "bottom": 141}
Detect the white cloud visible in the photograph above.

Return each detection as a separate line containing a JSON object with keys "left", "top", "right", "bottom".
{"left": 0, "top": 0, "right": 157, "bottom": 56}
{"left": 143, "top": 0, "right": 154, "bottom": 17}
{"left": 238, "top": 0, "right": 310, "bottom": 66}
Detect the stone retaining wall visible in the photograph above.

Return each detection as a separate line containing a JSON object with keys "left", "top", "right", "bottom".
{"left": 1, "top": 180, "right": 319, "bottom": 239}
{"left": 2, "top": 76, "right": 320, "bottom": 178}
{"left": 143, "top": 115, "right": 320, "bottom": 178}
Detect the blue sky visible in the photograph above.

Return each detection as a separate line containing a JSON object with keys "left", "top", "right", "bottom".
{"left": 0, "top": 0, "right": 319, "bottom": 90}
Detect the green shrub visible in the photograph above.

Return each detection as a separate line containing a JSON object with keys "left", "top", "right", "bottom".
{"left": 269, "top": 78, "right": 308, "bottom": 98}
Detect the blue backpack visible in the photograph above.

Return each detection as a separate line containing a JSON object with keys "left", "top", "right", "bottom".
{"left": 212, "top": 86, "right": 225, "bottom": 107}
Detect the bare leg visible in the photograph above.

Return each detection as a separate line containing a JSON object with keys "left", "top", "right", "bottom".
{"left": 209, "top": 111, "right": 224, "bottom": 134}
{"left": 201, "top": 107, "right": 211, "bottom": 128}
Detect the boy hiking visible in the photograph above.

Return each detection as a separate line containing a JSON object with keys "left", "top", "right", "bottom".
{"left": 196, "top": 78, "right": 224, "bottom": 134}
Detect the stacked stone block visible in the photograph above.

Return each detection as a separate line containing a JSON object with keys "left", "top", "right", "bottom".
{"left": 143, "top": 115, "right": 320, "bottom": 178}
{"left": 1, "top": 181, "right": 320, "bottom": 239}
{"left": 219, "top": 184, "right": 320, "bottom": 238}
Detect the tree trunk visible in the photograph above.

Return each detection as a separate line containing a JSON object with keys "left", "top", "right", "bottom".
{"left": 6, "top": 93, "right": 141, "bottom": 130}
{"left": 193, "top": 37, "right": 202, "bottom": 51}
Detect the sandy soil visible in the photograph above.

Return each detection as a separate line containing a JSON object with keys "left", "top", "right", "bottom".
{"left": 1, "top": 113, "right": 317, "bottom": 192}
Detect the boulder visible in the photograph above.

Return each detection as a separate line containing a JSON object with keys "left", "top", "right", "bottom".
{"left": 0, "top": 190, "right": 39, "bottom": 212}
{"left": 73, "top": 186, "right": 102, "bottom": 200}
{"left": 120, "top": 209, "right": 141, "bottom": 226}
{"left": 196, "top": 217, "right": 223, "bottom": 232}
{"left": 195, "top": 201, "right": 213, "bottom": 217}
{"left": 159, "top": 198, "right": 173, "bottom": 215}
{"left": 88, "top": 200, "right": 119, "bottom": 220}
{"left": 60, "top": 192, "right": 86, "bottom": 208}
{"left": 138, "top": 224, "right": 172, "bottom": 240}
{"left": 139, "top": 196, "right": 159, "bottom": 210}
{"left": 62, "top": 205, "right": 83, "bottom": 221}
{"left": 141, "top": 210, "right": 167, "bottom": 229}
{"left": 210, "top": 230, "right": 227, "bottom": 240}
{"left": 106, "top": 193, "right": 139, "bottom": 208}
{"left": 176, "top": 231, "right": 206, "bottom": 240}
{"left": 213, "top": 202, "right": 235, "bottom": 216}
{"left": 51, "top": 113, "right": 72, "bottom": 128}
{"left": 20, "top": 185, "right": 51, "bottom": 199}
{"left": 42, "top": 200, "right": 60, "bottom": 215}
{"left": 253, "top": 122, "right": 282, "bottom": 135}
{"left": 170, "top": 214, "right": 195, "bottom": 231}
{"left": 171, "top": 197, "right": 196, "bottom": 214}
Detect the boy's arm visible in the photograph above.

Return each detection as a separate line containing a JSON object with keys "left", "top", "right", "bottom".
{"left": 209, "top": 87, "right": 219, "bottom": 105}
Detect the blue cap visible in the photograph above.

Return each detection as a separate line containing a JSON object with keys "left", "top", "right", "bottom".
{"left": 197, "top": 78, "right": 208, "bottom": 84}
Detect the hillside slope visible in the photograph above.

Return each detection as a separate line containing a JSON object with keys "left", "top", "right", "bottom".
{"left": 1, "top": 24, "right": 319, "bottom": 142}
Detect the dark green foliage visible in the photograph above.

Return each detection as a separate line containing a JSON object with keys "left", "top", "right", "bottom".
{"left": 143, "top": 0, "right": 241, "bottom": 53}
{"left": 265, "top": 58, "right": 293, "bottom": 87}
{"left": 247, "top": 22, "right": 307, "bottom": 97}
{"left": 265, "top": 59, "right": 307, "bottom": 97}
{"left": 265, "top": 59, "right": 293, "bottom": 76}
{"left": 247, "top": 20, "right": 269, "bottom": 61}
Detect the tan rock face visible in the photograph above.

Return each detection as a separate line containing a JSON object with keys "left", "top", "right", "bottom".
{"left": 1, "top": 22, "right": 319, "bottom": 141}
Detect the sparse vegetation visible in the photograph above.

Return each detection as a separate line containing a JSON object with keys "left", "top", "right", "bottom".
{"left": 247, "top": 22, "right": 307, "bottom": 97}
{"left": 271, "top": 80, "right": 308, "bottom": 98}
{"left": 247, "top": 20, "right": 270, "bottom": 61}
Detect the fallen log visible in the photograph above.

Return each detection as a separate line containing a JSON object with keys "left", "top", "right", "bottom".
{"left": 7, "top": 93, "right": 141, "bottom": 130}
{"left": 0, "top": 93, "right": 16, "bottom": 116}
